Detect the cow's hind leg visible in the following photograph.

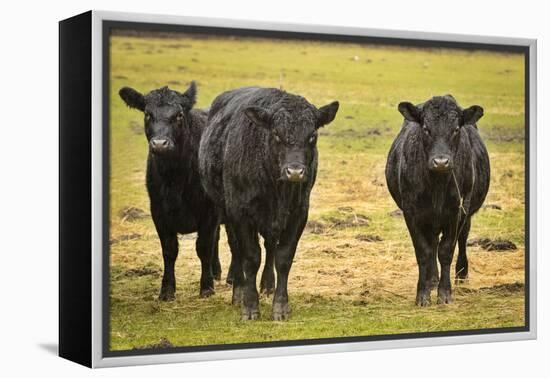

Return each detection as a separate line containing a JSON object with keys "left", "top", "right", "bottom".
{"left": 260, "top": 239, "right": 276, "bottom": 296}
{"left": 211, "top": 225, "right": 222, "bottom": 281}
{"left": 225, "top": 224, "right": 244, "bottom": 304}
{"left": 158, "top": 232, "right": 179, "bottom": 301}
{"left": 430, "top": 245, "right": 439, "bottom": 290}
{"left": 455, "top": 216, "right": 471, "bottom": 284}
{"left": 196, "top": 221, "right": 217, "bottom": 298}
{"left": 226, "top": 259, "right": 236, "bottom": 286}
{"left": 233, "top": 222, "right": 261, "bottom": 320}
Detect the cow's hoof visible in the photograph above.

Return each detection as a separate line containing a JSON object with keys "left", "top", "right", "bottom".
{"left": 272, "top": 302, "right": 291, "bottom": 321}
{"left": 261, "top": 288, "right": 274, "bottom": 297}
{"left": 455, "top": 271, "right": 469, "bottom": 285}
{"left": 212, "top": 266, "right": 222, "bottom": 281}
{"left": 260, "top": 275, "right": 275, "bottom": 296}
{"left": 260, "top": 282, "right": 275, "bottom": 297}
{"left": 200, "top": 287, "right": 215, "bottom": 298}
{"left": 415, "top": 291, "right": 431, "bottom": 307}
{"left": 437, "top": 288, "right": 453, "bottom": 304}
{"left": 241, "top": 308, "right": 260, "bottom": 321}
{"left": 159, "top": 289, "right": 175, "bottom": 302}
{"left": 454, "top": 276, "right": 469, "bottom": 285}
{"left": 231, "top": 286, "right": 243, "bottom": 306}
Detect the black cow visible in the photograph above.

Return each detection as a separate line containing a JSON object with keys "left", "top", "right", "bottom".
{"left": 119, "top": 83, "right": 222, "bottom": 300}
{"left": 385, "top": 95, "right": 490, "bottom": 306}
{"left": 199, "top": 87, "right": 339, "bottom": 320}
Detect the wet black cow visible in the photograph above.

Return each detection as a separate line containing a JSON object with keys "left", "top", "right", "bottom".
{"left": 385, "top": 95, "right": 490, "bottom": 306}
{"left": 199, "top": 87, "right": 339, "bottom": 320}
{"left": 119, "top": 82, "right": 222, "bottom": 300}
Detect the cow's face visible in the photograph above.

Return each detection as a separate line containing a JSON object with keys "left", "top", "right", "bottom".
{"left": 119, "top": 83, "right": 197, "bottom": 155}
{"left": 398, "top": 95, "right": 483, "bottom": 173}
{"left": 244, "top": 100, "right": 339, "bottom": 183}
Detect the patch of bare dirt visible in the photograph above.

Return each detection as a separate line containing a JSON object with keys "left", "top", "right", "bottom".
{"left": 457, "top": 282, "right": 524, "bottom": 294}
{"left": 134, "top": 337, "right": 173, "bottom": 350}
{"left": 329, "top": 214, "right": 370, "bottom": 229}
{"left": 110, "top": 233, "right": 141, "bottom": 245}
{"left": 355, "top": 234, "right": 383, "bottom": 242}
{"left": 306, "top": 220, "right": 328, "bottom": 235}
{"left": 307, "top": 208, "right": 370, "bottom": 234}
{"left": 388, "top": 209, "right": 403, "bottom": 218}
{"left": 163, "top": 43, "right": 192, "bottom": 49}
{"left": 482, "top": 203, "right": 502, "bottom": 210}
{"left": 467, "top": 237, "right": 517, "bottom": 251}
{"left": 119, "top": 207, "right": 149, "bottom": 222}
{"left": 123, "top": 266, "right": 161, "bottom": 278}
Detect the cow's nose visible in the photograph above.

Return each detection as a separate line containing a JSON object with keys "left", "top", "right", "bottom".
{"left": 150, "top": 138, "right": 170, "bottom": 153}
{"left": 285, "top": 166, "right": 305, "bottom": 182}
{"left": 433, "top": 157, "right": 450, "bottom": 169}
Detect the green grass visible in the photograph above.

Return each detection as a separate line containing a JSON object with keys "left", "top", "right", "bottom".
{"left": 109, "top": 33, "right": 526, "bottom": 351}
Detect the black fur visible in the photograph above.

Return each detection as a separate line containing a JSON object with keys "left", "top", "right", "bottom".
{"left": 199, "top": 87, "right": 338, "bottom": 320}
{"left": 385, "top": 95, "right": 490, "bottom": 306}
{"left": 119, "top": 82, "right": 222, "bottom": 300}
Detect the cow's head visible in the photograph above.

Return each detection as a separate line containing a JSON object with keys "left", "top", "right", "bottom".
{"left": 244, "top": 97, "right": 339, "bottom": 183}
{"left": 119, "top": 82, "right": 197, "bottom": 155}
{"left": 398, "top": 95, "right": 483, "bottom": 173}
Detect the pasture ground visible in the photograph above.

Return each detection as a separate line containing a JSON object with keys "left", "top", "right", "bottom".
{"left": 108, "top": 32, "right": 526, "bottom": 350}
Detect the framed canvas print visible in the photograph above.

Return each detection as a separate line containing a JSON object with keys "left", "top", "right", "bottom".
{"left": 59, "top": 10, "right": 537, "bottom": 368}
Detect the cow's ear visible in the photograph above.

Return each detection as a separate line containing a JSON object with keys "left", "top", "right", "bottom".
{"left": 181, "top": 81, "right": 197, "bottom": 109}
{"left": 244, "top": 106, "right": 272, "bottom": 129}
{"left": 462, "top": 105, "right": 484, "bottom": 126}
{"left": 444, "top": 94, "right": 456, "bottom": 101}
{"left": 317, "top": 101, "right": 339, "bottom": 128}
{"left": 119, "top": 87, "right": 145, "bottom": 111}
{"left": 398, "top": 102, "right": 421, "bottom": 123}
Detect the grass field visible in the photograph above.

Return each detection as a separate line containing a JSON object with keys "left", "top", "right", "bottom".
{"left": 108, "top": 32, "right": 526, "bottom": 351}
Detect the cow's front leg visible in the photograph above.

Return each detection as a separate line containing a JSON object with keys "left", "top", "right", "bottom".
{"left": 404, "top": 213, "right": 438, "bottom": 306}
{"left": 272, "top": 213, "right": 307, "bottom": 321}
{"left": 234, "top": 222, "right": 261, "bottom": 320}
{"left": 437, "top": 217, "right": 460, "bottom": 304}
{"left": 158, "top": 232, "right": 179, "bottom": 301}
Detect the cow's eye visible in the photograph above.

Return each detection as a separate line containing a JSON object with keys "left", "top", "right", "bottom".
{"left": 273, "top": 131, "right": 281, "bottom": 143}
{"left": 453, "top": 126, "right": 460, "bottom": 135}
{"left": 176, "top": 112, "right": 184, "bottom": 121}
{"left": 145, "top": 112, "right": 152, "bottom": 121}
{"left": 309, "top": 133, "right": 317, "bottom": 144}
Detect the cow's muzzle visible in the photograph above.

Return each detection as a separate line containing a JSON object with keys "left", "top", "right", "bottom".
{"left": 284, "top": 164, "right": 306, "bottom": 182}
{"left": 429, "top": 155, "right": 452, "bottom": 173}
{"left": 149, "top": 138, "right": 174, "bottom": 154}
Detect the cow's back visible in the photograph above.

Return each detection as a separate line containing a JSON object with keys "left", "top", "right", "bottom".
{"left": 199, "top": 87, "right": 283, "bottom": 210}
{"left": 385, "top": 121, "right": 415, "bottom": 210}
{"left": 464, "top": 125, "right": 490, "bottom": 214}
